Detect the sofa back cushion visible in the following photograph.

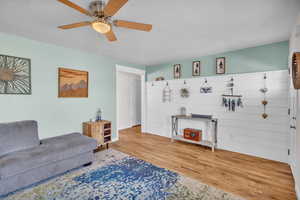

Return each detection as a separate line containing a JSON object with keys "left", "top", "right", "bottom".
{"left": 0, "top": 120, "right": 40, "bottom": 157}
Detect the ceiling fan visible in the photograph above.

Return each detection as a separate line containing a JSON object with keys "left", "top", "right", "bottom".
{"left": 57, "top": 0, "right": 152, "bottom": 42}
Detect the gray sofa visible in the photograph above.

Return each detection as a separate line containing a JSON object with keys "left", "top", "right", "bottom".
{"left": 0, "top": 120, "right": 97, "bottom": 196}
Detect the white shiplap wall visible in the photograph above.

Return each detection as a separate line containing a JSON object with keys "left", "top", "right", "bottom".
{"left": 146, "top": 70, "right": 289, "bottom": 163}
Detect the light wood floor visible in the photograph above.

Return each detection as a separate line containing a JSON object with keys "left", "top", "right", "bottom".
{"left": 111, "top": 126, "right": 296, "bottom": 200}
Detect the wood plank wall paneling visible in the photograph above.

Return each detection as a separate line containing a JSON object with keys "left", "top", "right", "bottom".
{"left": 146, "top": 70, "right": 289, "bottom": 163}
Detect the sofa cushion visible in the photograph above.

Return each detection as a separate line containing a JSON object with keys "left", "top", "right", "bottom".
{"left": 0, "top": 133, "right": 97, "bottom": 179}
{"left": 0, "top": 121, "right": 39, "bottom": 157}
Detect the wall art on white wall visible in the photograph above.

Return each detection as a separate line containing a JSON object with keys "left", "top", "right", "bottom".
{"left": 192, "top": 61, "right": 201, "bottom": 76}
{"left": 216, "top": 57, "right": 226, "bottom": 74}
{"left": 173, "top": 64, "right": 181, "bottom": 79}
{"left": 0, "top": 54, "right": 31, "bottom": 95}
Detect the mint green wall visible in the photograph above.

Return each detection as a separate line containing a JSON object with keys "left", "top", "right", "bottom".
{"left": 0, "top": 32, "right": 144, "bottom": 139}
{"left": 146, "top": 41, "right": 289, "bottom": 81}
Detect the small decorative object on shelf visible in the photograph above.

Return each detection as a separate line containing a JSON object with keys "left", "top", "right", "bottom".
{"left": 162, "top": 82, "right": 172, "bottom": 102}
{"left": 96, "top": 108, "right": 102, "bottom": 121}
{"left": 260, "top": 73, "right": 268, "bottom": 119}
{"left": 200, "top": 78, "right": 213, "bottom": 93}
{"left": 83, "top": 120, "right": 112, "bottom": 149}
{"left": 180, "top": 107, "right": 187, "bottom": 115}
{"left": 184, "top": 128, "right": 202, "bottom": 142}
{"left": 221, "top": 77, "right": 243, "bottom": 112}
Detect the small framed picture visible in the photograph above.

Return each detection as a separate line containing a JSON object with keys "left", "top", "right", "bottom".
{"left": 216, "top": 57, "right": 226, "bottom": 74}
{"left": 192, "top": 61, "right": 201, "bottom": 76}
{"left": 173, "top": 64, "right": 181, "bottom": 79}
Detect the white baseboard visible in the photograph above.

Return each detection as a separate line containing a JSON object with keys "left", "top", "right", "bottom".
{"left": 296, "top": 184, "right": 299, "bottom": 200}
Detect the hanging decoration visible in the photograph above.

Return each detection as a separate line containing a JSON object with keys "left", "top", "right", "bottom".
{"left": 200, "top": 78, "right": 213, "bottom": 93}
{"left": 162, "top": 81, "right": 172, "bottom": 102}
{"left": 259, "top": 73, "right": 268, "bottom": 119}
{"left": 221, "top": 77, "right": 243, "bottom": 112}
{"left": 180, "top": 80, "right": 190, "bottom": 98}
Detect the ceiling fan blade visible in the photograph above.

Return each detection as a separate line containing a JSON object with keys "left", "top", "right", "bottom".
{"left": 104, "top": 0, "right": 128, "bottom": 16}
{"left": 114, "top": 20, "right": 152, "bottom": 32}
{"left": 57, "top": 0, "right": 91, "bottom": 16}
{"left": 58, "top": 21, "right": 91, "bottom": 29}
{"left": 105, "top": 30, "right": 117, "bottom": 42}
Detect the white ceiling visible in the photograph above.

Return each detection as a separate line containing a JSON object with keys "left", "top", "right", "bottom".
{"left": 0, "top": 0, "right": 299, "bottom": 66}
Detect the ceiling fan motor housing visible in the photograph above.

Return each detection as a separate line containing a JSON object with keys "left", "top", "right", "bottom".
{"left": 89, "top": 0, "right": 105, "bottom": 18}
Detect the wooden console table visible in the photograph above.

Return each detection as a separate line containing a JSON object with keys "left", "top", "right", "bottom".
{"left": 83, "top": 120, "right": 112, "bottom": 149}
{"left": 171, "top": 114, "right": 218, "bottom": 152}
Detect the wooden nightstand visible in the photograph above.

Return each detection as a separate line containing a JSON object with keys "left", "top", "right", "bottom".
{"left": 83, "top": 120, "right": 112, "bottom": 149}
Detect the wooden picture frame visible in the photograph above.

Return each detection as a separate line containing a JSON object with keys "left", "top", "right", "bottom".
{"left": 192, "top": 61, "right": 201, "bottom": 76}
{"left": 58, "top": 68, "right": 88, "bottom": 98}
{"left": 216, "top": 57, "right": 226, "bottom": 74}
{"left": 173, "top": 64, "right": 181, "bottom": 79}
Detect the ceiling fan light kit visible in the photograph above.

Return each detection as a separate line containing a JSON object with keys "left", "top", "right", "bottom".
{"left": 92, "top": 20, "right": 111, "bottom": 34}
{"left": 57, "top": 0, "right": 152, "bottom": 42}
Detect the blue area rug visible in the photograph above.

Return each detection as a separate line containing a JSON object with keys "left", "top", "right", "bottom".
{"left": 3, "top": 149, "right": 243, "bottom": 200}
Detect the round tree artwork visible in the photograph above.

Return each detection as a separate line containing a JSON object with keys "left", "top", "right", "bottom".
{"left": 0, "top": 55, "right": 31, "bottom": 94}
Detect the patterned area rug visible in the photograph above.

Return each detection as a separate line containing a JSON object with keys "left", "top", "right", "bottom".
{"left": 2, "top": 149, "right": 244, "bottom": 200}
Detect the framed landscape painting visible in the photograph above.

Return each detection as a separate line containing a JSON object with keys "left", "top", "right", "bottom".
{"left": 0, "top": 54, "right": 31, "bottom": 95}
{"left": 58, "top": 68, "right": 88, "bottom": 98}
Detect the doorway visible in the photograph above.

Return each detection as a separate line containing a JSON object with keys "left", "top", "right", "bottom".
{"left": 116, "top": 65, "right": 146, "bottom": 140}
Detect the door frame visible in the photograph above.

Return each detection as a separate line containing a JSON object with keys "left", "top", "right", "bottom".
{"left": 116, "top": 65, "right": 146, "bottom": 140}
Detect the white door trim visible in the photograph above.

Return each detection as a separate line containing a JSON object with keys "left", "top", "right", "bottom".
{"left": 116, "top": 65, "right": 146, "bottom": 141}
